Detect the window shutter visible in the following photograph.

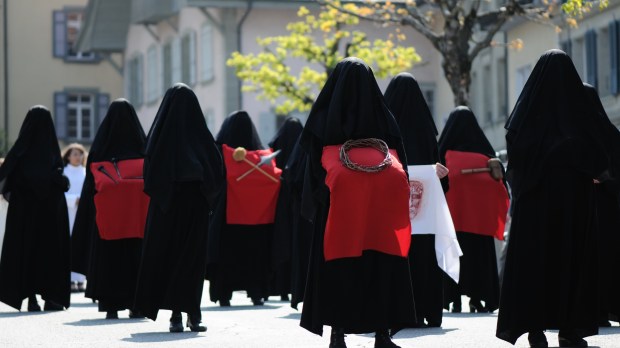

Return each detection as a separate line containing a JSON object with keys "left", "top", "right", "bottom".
{"left": 586, "top": 30, "right": 598, "bottom": 89}
{"left": 610, "top": 20, "right": 620, "bottom": 95}
{"left": 96, "top": 93, "right": 110, "bottom": 128}
{"left": 201, "top": 24, "right": 214, "bottom": 82}
{"left": 189, "top": 31, "right": 197, "bottom": 86}
{"left": 560, "top": 40, "right": 572, "bottom": 57}
{"left": 54, "top": 92, "right": 68, "bottom": 139}
{"left": 172, "top": 38, "right": 181, "bottom": 84}
{"left": 53, "top": 10, "right": 67, "bottom": 58}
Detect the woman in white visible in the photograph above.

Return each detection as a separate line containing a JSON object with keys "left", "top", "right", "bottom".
{"left": 62, "top": 143, "right": 87, "bottom": 292}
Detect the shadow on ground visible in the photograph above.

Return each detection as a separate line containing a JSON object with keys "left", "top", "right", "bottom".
{"left": 122, "top": 331, "right": 203, "bottom": 343}
{"left": 65, "top": 318, "right": 148, "bottom": 326}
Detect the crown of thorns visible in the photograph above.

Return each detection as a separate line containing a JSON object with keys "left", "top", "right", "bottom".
{"left": 339, "top": 138, "right": 392, "bottom": 173}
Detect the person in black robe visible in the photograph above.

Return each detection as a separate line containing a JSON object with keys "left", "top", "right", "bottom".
{"left": 269, "top": 117, "right": 304, "bottom": 302}
{"left": 285, "top": 139, "right": 314, "bottom": 310}
{"left": 0, "top": 106, "right": 70, "bottom": 312}
{"left": 384, "top": 72, "right": 447, "bottom": 328}
{"left": 583, "top": 83, "right": 620, "bottom": 327}
{"left": 300, "top": 57, "right": 416, "bottom": 348}
{"left": 70, "top": 99, "right": 147, "bottom": 319}
{"left": 206, "top": 110, "right": 274, "bottom": 307}
{"left": 438, "top": 106, "right": 501, "bottom": 314}
{"left": 496, "top": 49, "right": 608, "bottom": 348}
{"left": 134, "top": 84, "right": 223, "bottom": 332}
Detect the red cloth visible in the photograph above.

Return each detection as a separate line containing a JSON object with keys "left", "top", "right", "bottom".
{"left": 91, "top": 159, "right": 150, "bottom": 240}
{"left": 321, "top": 145, "right": 411, "bottom": 261}
{"left": 444, "top": 150, "right": 509, "bottom": 240}
{"left": 222, "top": 144, "right": 282, "bottom": 225}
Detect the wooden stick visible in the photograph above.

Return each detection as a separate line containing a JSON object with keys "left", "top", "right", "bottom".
{"left": 240, "top": 158, "right": 279, "bottom": 183}
{"left": 461, "top": 168, "right": 491, "bottom": 174}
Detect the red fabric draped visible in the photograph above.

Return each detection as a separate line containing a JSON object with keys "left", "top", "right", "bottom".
{"left": 445, "top": 150, "right": 509, "bottom": 240}
{"left": 321, "top": 145, "right": 411, "bottom": 261}
{"left": 222, "top": 144, "right": 282, "bottom": 225}
{"left": 91, "top": 159, "right": 149, "bottom": 240}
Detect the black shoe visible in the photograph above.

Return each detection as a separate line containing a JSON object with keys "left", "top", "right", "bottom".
{"left": 469, "top": 299, "right": 488, "bottom": 313}
{"left": 43, "top": 301, "right": 64, "bottom": 311}
{"left": 426, "top": 320, "right": 441, "bottom": 328}
{"left": 129, "top": 310, "right": 145, "bottom": 319}
{"left": 219, "top": 299, "right": 231, "bottom": 307}
{"left": 375, "top": 330, "right": 401, "bottom": 348}
{"left": 27, "top": 297, "right": 41, "bottom": 312}
{"left": 169, "top": 312, "right": 183, "bottom": 333}
{"left": 106, "top": 311, "right": 118, "bottom": 319}
{"left": 251, "top": 297, "right": 264, "bottom": 306}
{"left": 599, "top": 318, "right": 612, "bottom": 327}
{"left": 187, "top": 314, "right": 207, "bottom": 332}
{"left": 329, "top": 327, "right": 347, "bottom": 348}
{"left": 528, "top": 331, "right": 548, "bottom": 348}
{"left": 280, "top": 294, "right": 290, "bottom": 302}
{"left": 558, "top": 331, "right": 587, "bottom": 348}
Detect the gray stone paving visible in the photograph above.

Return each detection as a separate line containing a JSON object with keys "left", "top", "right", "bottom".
{"left": 1, "top": 286, "right": 619, "bottom": 347}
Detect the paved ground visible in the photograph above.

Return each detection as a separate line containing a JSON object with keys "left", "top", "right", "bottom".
{"left": 1, "top": 287, "right": 619, "bottom": 348}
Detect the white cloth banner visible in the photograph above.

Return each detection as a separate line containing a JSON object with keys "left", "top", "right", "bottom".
{"left": 408, "top": 165, "right": 462, "bottom": 283}
{"left": 0, "top": 197, "right": 7, "bottom": 262}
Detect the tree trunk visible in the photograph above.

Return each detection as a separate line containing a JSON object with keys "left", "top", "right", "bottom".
{"left": 442, "top": 56, "right": 472, "bottom": 107}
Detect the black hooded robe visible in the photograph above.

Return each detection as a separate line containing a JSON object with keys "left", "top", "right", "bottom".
{"left": 134, "top": 84, "right": 223, "bottom": 320}
{"left": 438, "top": 106, "right": 502, "bottom": 313}
{"left": 269, "top": 117, "right": 304, "bottom": 299}
{"left": 300, "top": 57, "right": 416, "bottom": 336}
{"left": 583, "top": 84, "right": 620, "bottom": 324}
{"left": 497, "top": 50, "right": 608, "bottom": 344}
{"left": 207, "top": 111, "right": 274, "bottom": 304}
{"left": 385, "top": 72, "right": 447, "bottom": 327}
{"left": 0, "top": 106, "right": 70, "bottom": 310}
{"left": 70, "top": 99, "right": 146, "bottom": 313}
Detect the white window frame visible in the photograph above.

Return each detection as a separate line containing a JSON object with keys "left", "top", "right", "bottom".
{"left": 67, "top": 93, "right": 96, "bottom": 141}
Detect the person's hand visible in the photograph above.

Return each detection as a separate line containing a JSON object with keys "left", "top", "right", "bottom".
{"left": 75, "top": 198, "right": 80, "bottom": 207}
{"left": 593, "top": 179, "right": 601, "bottom": 184}
{"left": 435, "top": 163, "right": 449, "bottom": 179}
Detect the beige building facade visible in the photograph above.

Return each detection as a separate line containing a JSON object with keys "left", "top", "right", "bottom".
{"left": 0, "top": 0, "right": 123, "bottom": 149}
{"left": 79, "top": 0, "right": 442, "bottom": 143}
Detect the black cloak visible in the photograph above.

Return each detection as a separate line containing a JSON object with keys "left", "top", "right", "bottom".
{"left": 300, "top": 57, "right": 416, "bottom": 335}
{"left": 206, "top": 111, "right": 273, "bottom": 303}
{"left": 583, "top": 83, "right": 620, "bottom": 323}
{"left": 438, "top": 106, "right": 501, "bottom": 312}
{"left": 269, "top": 117, "right": 304, "bottom": 299}
{"left": 71, "top": 99, "right": 146, "bottom": 312}
{"left": 134, "top": 84, "right": 223, "bottom": 320}
{"left": 384, "top": 72, "right": 445, "bottom": 327}
{"left": 0, "top": 106, "right": 70, "bottom": 310}
{"left": 497, "top": 49, "right": 608, "bottom": 344}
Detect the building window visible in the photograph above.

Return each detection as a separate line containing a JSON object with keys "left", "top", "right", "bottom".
{"left": 162, "top": 41, "right": 173, "bottom": 91}
{"left": 181, "top": 31, "right": 197, "bottom": 86}
{"left": 126, "top": 54, "right": 144, "bottom": 108}
{"left": 146, "top": 45, "right": 160, "bottom": 103}
{"left": 54, "top": 91, "right": 109, "bottom": 142}
{"left": 515, "top": 65, "right": 532, "bottom": 101}
{"left": 201, "top": 23, "right": 214, "bottom": 83}
{"left": 53, "top": 8, "right": 97, "bottom": 62}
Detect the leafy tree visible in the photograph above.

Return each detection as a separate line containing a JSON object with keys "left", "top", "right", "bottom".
{"left": 322, "top": 0, "right": 608, "bottom": 106}
{"left": 227, "top": 2, "right": 421, "bottom": 115}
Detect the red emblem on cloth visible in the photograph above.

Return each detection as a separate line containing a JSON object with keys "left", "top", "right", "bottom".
{"left": 444, "top": 150, "right": 509, "bottom": 240}
{"left": 222, "top": 144, "right": 282, "bottom": 225}
{"left": 409, "top": 180, "right": 424, "bottom": 220}
{"left": 91, "top": 159, "right": 150, "bottom": 240}
{"left": 321, "top": 145, "right": 411, "bottom": 261}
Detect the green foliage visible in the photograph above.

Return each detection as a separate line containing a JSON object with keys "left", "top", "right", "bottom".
{"left": 226, "top": 3, "right": 421, "bottom": 115}
{"left": 562, "top": 0, "right": 609, "bottom": 19}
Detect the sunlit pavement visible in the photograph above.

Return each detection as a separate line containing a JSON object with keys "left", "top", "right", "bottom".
{"left": 1, "top": 286, "right": 619, "bottom": 348}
